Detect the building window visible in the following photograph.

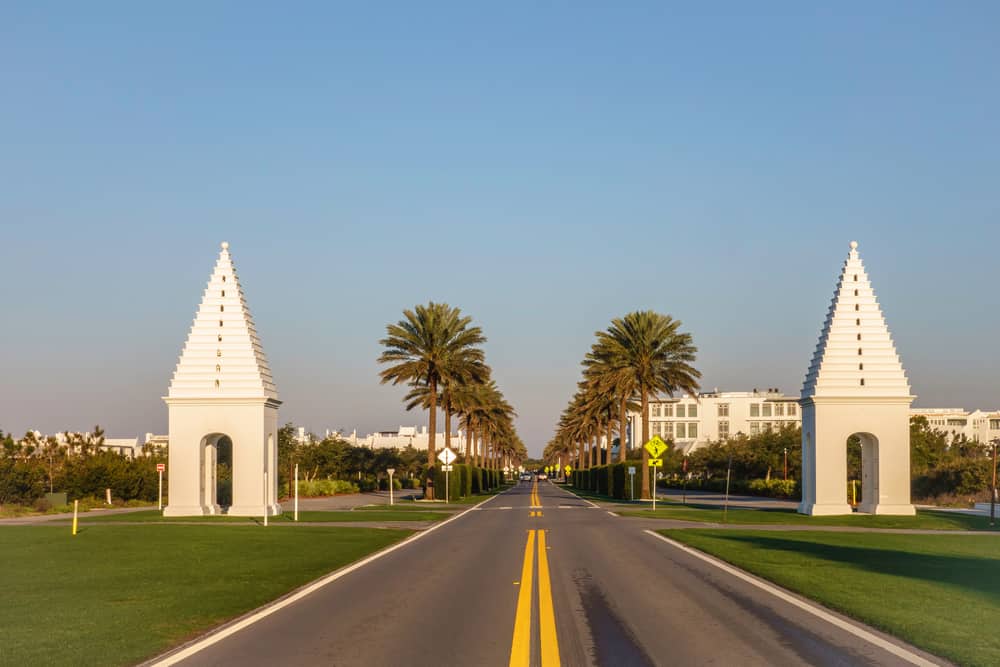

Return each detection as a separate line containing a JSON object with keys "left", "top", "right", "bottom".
{"left": 663, "top": 404, "right": 673, "bottom": 417}
{"left": 675, "top": 423, "right": 686, "bottom": 439}
{"left": 750, "top": 422, "right": 760, "bottom": 435}
{"left": 216, "top": 364, "right": 221, "bottom": 372}
{"left": 775, "top": 403, "right": 785, "bottom": 416}
{"left": 688, "top": 423, "right": 698, "bottom": 438}
{"left": 854, "top": 289, "right": 859, "bottom": 296}
{"left": 717, "top": 403, "right": 730, "bottom": 417}
{"left": 663, "top": 422, "right": 673, "bottom": 437}
{"left": 222, "top": 276, "right": 227, "bottom": 282}
{"left": 217, "top": 349, "right": 222, "bottom": 357}
{"left": 688, "top": 404, "right": 698, "bottom": 418}
{"left": 787, "top": 403, "right": 797, "bottom": 416}
{"left": 856, "top": 318, "right": 861, "bottom": 325}
{"left": 218, "top": 335, "right": 222, "bottom": 342}
{"left": 763, "top": 422, "right": 773, "bottom": 432}
{"left": 214, "top": 379, "right": 220, "bottom": 388}
{"left": 990, "top": 420, "right": 1000, "bottom": 430}
{"left": 859, "top": 363, "right": 863, "bottom": 370}
{"left": 750, "top": 403, "right": 760, "bottom": 417}
{"left": 219, "top": 320, "right": 223, "bottom": 327}
{"left": 762, "top": 404, "right": 772, "bottom": 417}
{"left": 676, "top": 405, "right": 686, "bottom": 419}
{"left": 652, "top": 404, "right": 661, "bottom": 417}
{"left": 857, "top": 333, "right": 861, "bottom": 340}
{"left": 220, "top": 305, "right": 224, "bottom": 312}
{"left": 653, "top": 422, "right": 661, "bottom": 436}
{"left": 221, "top": 290, "right": 226, "bottom": 297}
{"left": 855, "top": 304, "right": 860, "bottom": 311}
{"left": 858, "top": 348, "right": 863, "bottom": 355}
{"left": 718, "top": 421, "right": 730, "bottom": 438}
{"left": 860, "top": 378, "right": 865, "bottom": 386}
{"left": 854, "top": 274, "right": 858, "bottom": 281}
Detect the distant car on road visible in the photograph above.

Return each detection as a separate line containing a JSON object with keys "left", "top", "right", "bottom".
{"left": 519, "top": 473, "right": 532, "bottom": 481}
{"left": 537, "top": 472, "right": 548, "bottom": 480}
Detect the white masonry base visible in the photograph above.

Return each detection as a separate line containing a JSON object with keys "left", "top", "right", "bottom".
{"left": 228, "top": 503, "right": 283, "bottom": 517}
{"left": 797, "top": 502, "right": 853, "bottom": 516}
{"left": 163, "top": 504, "right": 223, "bottom": 517}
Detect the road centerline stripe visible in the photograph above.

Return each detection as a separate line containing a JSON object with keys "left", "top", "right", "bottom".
{"left": 509, "top": 530, "right": 536, "bottom": 667}
{"left": 537, "top": 530, "right": 561, "bottom": 667}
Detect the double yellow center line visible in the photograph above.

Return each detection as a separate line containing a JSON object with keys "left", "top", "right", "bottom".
{"left": 530, "top": 478, "right": 541, "bottom": 508}
{"left": 509, "top": 530, "right": 560, "bottom": 667}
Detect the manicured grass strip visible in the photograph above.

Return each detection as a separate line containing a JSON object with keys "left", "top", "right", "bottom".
{"left": 74, "top": 509, "right": 450, "bottom": 523}
{"left": 661, "top": 529, "right": 1000, "bottom": 667}
{"left": 0, "top": 525, "right": 410, "bottom": 666}
{"left": 622, "top": 505, "right": 999, "bottom": 530}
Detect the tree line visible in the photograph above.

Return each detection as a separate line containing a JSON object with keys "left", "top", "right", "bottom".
{"left": 544, "top": 310, "right": 700, "bottom": 499}
{"left": 378, "top": 301, "right": 525, "bottom": 498}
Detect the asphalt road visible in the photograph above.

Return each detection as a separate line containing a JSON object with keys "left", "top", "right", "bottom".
{"left": 161, "top": 480, "right": 945, "bottom": 667}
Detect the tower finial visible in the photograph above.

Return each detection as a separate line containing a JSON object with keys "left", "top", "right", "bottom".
{"left": 221, "top": 241, "right": 229, "bottom": 250}
{"left": 850, "top": 240, "right": 858, "bottom": 250}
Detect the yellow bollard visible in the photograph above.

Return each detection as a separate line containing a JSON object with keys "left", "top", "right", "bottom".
{"left": 851, "top": 480, "right": 857, "bottom": 507}
{"left": 72, "top": 500, "right": 78, "bottom": 536}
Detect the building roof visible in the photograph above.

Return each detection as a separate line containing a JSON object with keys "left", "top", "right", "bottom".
{"left": 167, "top": 242, "right": 279, "bottom": 400}
{"left": 802, "top": 241, "right": 911, "bottom": 400}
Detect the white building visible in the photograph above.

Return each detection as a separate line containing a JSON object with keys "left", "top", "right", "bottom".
{"left": 339, "top": 425, "right": 465, "bottom": 451}
{"left": 910, "top": 408, "right": 1000, "bottom": 443}
{"left": 630, "top": 388, "right": 801, "bottom": 453}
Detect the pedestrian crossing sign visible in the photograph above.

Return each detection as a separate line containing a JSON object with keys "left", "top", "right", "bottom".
{"left": 644, "top": 435, "right": 668, "bottom": 459}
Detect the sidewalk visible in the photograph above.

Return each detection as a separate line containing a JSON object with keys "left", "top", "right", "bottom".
{"left": 0, "top": 506, "right": 153, "bottom": 525}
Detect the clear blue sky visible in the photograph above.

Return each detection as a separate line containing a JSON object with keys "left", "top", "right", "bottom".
{"left": 2, "top": 3, "right": 998, "bottom": 455}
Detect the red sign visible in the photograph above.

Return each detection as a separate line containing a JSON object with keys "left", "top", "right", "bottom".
{"left": 156, "top": 463, "right": 165, "bottom": 472}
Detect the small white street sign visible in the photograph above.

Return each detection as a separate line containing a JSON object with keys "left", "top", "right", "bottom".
{"left": 439, "top": 447, "right": 457, "bottom": 465}
{"left": 628, "top": 466, "right": 636, "bottom": 475}
{"left": 442, "top": 464, "right": 454, "bottom": 472}
{"left": 387, "top": 468, "right": 395, "bottom": 475}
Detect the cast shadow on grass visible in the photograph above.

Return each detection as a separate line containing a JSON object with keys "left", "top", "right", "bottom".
{"left": 701, "top": 533, "right": 1000, "bottom": 600}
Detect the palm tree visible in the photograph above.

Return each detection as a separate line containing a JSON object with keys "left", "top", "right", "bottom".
{"left": 595, "top": 311, "right": 700, "bottom": 499}
{"left": 378, "top": 302, "right": 486, "bottom": 499}
{"left": 584, "top": 339, "right": 639, "bottom": 464}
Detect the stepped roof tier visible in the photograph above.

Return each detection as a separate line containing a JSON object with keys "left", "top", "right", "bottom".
{"left": 167, "top": 242, "right": 279, "bottom": 401}
{"left": 801, "top": 241, "right": 911, "bottom": 400}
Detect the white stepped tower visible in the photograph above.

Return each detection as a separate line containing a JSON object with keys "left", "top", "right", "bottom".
{"left": 798, "top": 241, "right": 915, "bottom": 516}
{"left": 163, "top": 242, "right": 282, "bottom": 517}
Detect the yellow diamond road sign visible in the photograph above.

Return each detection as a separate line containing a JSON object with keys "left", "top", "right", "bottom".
{"left": 564, "top": 464, "right": 572, "bottom": 474}
{"left": 648, "top": 458, "right": 663, "bottom": 467}
{"left": 644, "top": 435, "right": 668, "bottom": 459}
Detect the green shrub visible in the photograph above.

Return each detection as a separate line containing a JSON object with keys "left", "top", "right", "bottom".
{"left": 748, "top": 478, "right": 797, "bottom": 498}
{"left": 298, "top": 479, "right": 360, "bottom": 497}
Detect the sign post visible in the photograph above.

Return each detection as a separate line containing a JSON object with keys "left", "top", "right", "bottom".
{"left": 563, "top": 464, "right": 571, "bottom": 483}
{"left": 294, "top": 463, "right": 299, "bottom": 522}
{"left": 440, "top": 447, "right": 456, "bottom": 504}
{"left": 387, "top": 468, "right": 396, "bottom": 506}
{"left": 644, "top": 435, "right": 669, "bottom": 511}
{"left": 156, "top": 463, "right": 165, "bottom": 511}
{"left": 628, "top": 466, "right": 636, "bottom": 501}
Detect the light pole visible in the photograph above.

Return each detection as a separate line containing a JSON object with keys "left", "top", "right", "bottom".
{"left": 783, "top": 447, "right": 788, "bottom": 481}
{"left": 991, "top": 440, "right": 997, "bottom": 528}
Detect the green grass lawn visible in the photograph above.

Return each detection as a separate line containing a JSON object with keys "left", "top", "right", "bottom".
{"left": 662, "top": 529, "right": 1000, "bottom": 667}
{"left": 74, "top": 509, "right": 450, "bottom": 523}
{"left": 0, "top": 524, "right": 410, "bottom": 666}
{"left": 620, "top": 504, "right": 999, "bottom": 530}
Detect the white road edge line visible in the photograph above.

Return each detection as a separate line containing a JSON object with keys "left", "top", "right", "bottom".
{"left": 147, "top": 489, "right": 510, "bottom": 666}
{"left": 607, "top": 511, "right": 617, "bottom": 516}
{"left": 644, "top": 531, "right": 940, "bottom": 667}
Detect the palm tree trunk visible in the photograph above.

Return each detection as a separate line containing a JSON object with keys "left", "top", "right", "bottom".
{"left": 606, "top": 415, "right": 614, "bottom": 466}
{"left": 641, "top": 389, "right": 651, "bottom": 499}
{"left": 577, "top": 439, "right": 584, "bottom": 471}
{"left": 443, "top": 394, "right": 451, "bottom": 456}
{"left": 465, "top": 424, "right": 472, "bottom": 461}
{"left": 427, "top": 378, "right": 437, "bottom": 500}
{"left": 618, "top": 396, "right": 628, "bottom": 463}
